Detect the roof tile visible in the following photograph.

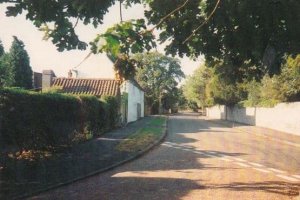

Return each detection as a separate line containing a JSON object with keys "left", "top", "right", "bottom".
{"left": 53, "top": 78, "right": 120, "bottom": 97}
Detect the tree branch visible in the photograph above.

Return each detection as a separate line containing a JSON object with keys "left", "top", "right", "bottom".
{"left": 73, "top": 17, "right": 79, "bottom": 29}
{"left": 148, "top": 0, "right": 189, "bottom": 32}
{"left": 182, "top": 0, "right": 221, "bottom": 44}
{"left": 120, "top": 0, "right": 123, "bottom": 23}
{"left": 73, "top": 51, "right": 93, "bottom": 69}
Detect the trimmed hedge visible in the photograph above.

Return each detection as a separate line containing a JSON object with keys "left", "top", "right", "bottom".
{"left": 0, "top": 88, "right": 120, "bottom": 151}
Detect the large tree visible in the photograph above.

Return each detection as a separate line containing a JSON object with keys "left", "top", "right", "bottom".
{"left": 134, "top": 52, "right": 184, "bottom": 114}
{"left": 0, "top": 40, "right": 6, "bottom": 86}
{"left": 145, "top": 0, "right": 300, "bottom": 80}
{"left": 5, "top": 36, "right": 33, "bottom": 89}
{"left": 1, "top": 0, "right": 299, "bottom": 81}
{"left": 183, "top": 65, "right": 212, "bottom": 109}
{"left": 0, "top": 40, "right": 4, "bottom": 56}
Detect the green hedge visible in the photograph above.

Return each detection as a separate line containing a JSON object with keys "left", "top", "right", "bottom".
{"left": 0, "top": 88, "right": 120, "bottom": 151}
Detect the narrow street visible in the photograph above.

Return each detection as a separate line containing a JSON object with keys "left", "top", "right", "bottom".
{"left": 31, "top": 112, "right": 300, "bottom": 200}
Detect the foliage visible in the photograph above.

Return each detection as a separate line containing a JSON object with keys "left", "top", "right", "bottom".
{"left": 260, "top": 55, "right": 300, "bottom": 103}
{"left": 161, "top": 87, "right": 184, "bottom": 112}
{"left": 240, "top": 79, "right": 262, "bottom": 107}
{"left": 0, "top": 40, "right": 4, "bottom": 56}
{"left": 0, "top": 88, "right": 81, "bottom": 150}
{"left": 176, "top": 87, "right": 188, "bottom": 110}
{"left": 207, "top": 74, "right": 246, "bottom": 106}
{"left": 4, "top": 37, "right": 33, "bottom": 89}
{"left": 91, "top": 19, "right": 156, "bottom": 80}
{"left": 0, "top": 88, "right": 120, "bottom": 152}
{"left": 240, "top": 55, "right": 300, "bottom": 107}
{"left": 80, "top": 95, "right": 107, "bottom": 137}
{"left": 0, "top": 41, "right": 9, "bottom": 87}
{"left": 42, "top": 86, "right": 64, "bottom": 93}
{"left": 182, "top": 65, "right": 212, "bottom": 108}
{"left": 145, "top": 0, "right": 300, "bottom": 80}
{"left": 2, "top": 0, "right": 300, "bottom": 96}
{"left": 134, "top": 52, "right": 184, "bottom": 114}
{"left": 0, "top": 53, "right": 9, "bottom": 85}
{"left": 0, "top": 0, "right": 119, "bottom": 51}
{"left": 91, "top": 19, "right": 155, "bottom": 58}
{"left": 102, "top": 95, "right": 120, "bottom": 129}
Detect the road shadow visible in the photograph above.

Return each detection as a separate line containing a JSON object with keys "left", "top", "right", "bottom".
{"left": 206, "top": 181, "right": 300, "bottom": 196}
{"left": 27, "top": 113, "right": 300, "bottom": 200}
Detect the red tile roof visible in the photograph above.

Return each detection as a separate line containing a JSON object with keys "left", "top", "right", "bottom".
{"left": 53, "top": 78, "right": 120, "bottom": 97}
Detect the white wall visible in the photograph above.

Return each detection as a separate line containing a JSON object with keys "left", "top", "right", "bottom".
{"left": 121, "top": 81, "right": 144, "bottom": 123}
{"left": 206, "top": 102, "right": 300, "bottom": 136}
{"left": 205, "top": 105, "right": 226, "bottom": 120}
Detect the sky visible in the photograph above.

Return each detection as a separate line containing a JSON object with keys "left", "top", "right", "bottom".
{"left": 0, "top": 3, "right": 202, "bottom": 79}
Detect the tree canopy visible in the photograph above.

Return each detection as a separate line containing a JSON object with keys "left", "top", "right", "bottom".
{"left": 1, "top": 0, "right": 299, "bottom": 83}
{"left": 3, "top": 36, "right": 33, "bottom": 89}
{"left": 145, "top": 0, "right": 300, "bottom": 80}
{"left": 134, "top": 52, "right": 184, "bottom": 113}
{"left": 0, "top": 40, "right": 4, "bottom": 56}
{"left": 183, "top": 65, "right": 212, "bottom": 108}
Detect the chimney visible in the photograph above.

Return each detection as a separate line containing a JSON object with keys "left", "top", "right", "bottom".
{"left": 68, "top": 70, "right": 72, "bottom": 78}
{"left": 42, "top": 70, "right": 56, "bottom": 91}
{"left": 71, "top": 69, "right": 78, "bottom": 78}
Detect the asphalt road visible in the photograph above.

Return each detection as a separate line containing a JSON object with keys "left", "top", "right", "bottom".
{"left": 30, "top": 112, "right": 300, "bottom": 200}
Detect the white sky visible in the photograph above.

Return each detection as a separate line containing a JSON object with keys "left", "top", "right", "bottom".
{"left": 0, "top": 3, "right": 201, "bottom": 79}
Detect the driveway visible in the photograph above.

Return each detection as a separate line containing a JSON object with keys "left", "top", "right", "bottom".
{"left": 30, "top": 112, "right": 300, "bottom": 200}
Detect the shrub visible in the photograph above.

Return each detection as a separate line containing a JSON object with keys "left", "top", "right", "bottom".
{"left": 102, "top": 96, "right": 120, "bottom": 129}
{"left": 0, "top": 88, "right": 120, "bottom": 152}
{"left": 207, "top": 75, "right": 246, "bottom": 106}
{"left": 80, "top": 95, "right": 107, "bottom": 137}
{"left": 0, "top": 88, "right": 81, "bottom": 150}
{"left": 260, "top": 55, "right": 300, "bottom": 103}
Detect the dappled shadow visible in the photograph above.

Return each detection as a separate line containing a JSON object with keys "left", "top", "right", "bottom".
{"left": 206, "top": 181, "right": 300, "bottom": 196}
{"left": 26, "top": 112, "right": 300, "bottom": 200}
{"left": 0, "top": 116, "right": 157, "bottom": 199}
{"left": 29, "top": 141, "right": 299, "bottom": 200}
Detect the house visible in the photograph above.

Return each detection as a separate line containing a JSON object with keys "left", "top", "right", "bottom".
{"left": 40, "top": 70, "right": 144, "bottom": 124}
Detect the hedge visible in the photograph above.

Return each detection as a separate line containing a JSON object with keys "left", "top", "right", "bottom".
{"left": 0, "top": 88, "right": 120, "bottom": 151}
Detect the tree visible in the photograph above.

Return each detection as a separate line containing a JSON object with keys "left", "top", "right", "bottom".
{"left": 0, "top": 40, "right": 4, "bottom": 56}
{"left": 134, "top": 52, "right": 184, "bottom": 114}
{"left": 0, "top": 54, "right": 9, "bottom": 87}
{"left": 0, "top": 40, "right": 8, "bottom": 87}
{"left": 91, "top": 19, "right": 156, "bottom": 80}
{"left": 1, "top": 0, "right": 299, "bottom": 82}
{"left": 145, "top": 0, "right": 300, "bottom": 81}
{"left": 183, "top": 65, "right": 212, "bottom": 109}
{"left": 5, "top": 36, "right": 33, "bottom": 89}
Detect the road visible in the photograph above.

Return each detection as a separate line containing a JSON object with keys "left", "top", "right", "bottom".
{"left": 31, "top": 112, "right": 300, "bottom": 200}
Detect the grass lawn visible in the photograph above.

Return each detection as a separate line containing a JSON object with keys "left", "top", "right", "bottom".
{"left": 116, "top": 116, "right": 166, "bottom": 152}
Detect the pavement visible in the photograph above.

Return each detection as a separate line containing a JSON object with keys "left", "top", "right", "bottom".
{"left": 29, "top": 112, "right": 300, "bottom": 200}
{"left": 1, "top": 116, "right": 166, "bottom": 200}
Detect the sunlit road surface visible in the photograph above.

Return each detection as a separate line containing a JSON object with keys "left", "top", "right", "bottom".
{"left": 30, "top": 112, "right": 300, "bottom": 200}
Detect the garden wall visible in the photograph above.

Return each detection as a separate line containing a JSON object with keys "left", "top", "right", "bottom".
{"left": 206, "top": 102, "right": 300, "bottom": 136}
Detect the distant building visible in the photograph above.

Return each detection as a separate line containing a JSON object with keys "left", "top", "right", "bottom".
{"left": 38, "top": 69, "right": 144, "bottom": 124}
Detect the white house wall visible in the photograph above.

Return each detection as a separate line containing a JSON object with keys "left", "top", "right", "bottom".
{"left": 121, "top": 81, "right": 144, "bottom": 123}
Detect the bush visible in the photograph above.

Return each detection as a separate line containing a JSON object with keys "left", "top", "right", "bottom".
{"left": 259, "top": 55, "right": 300, "bottom": 103}
{"left": 0, "top": 88, "right": 81, "bottom": 150}
{"left": 207, "top": 75, "right": 246, "bottom": 106}
{"left": 80, "top": 95, "right": 107, "bottom": 137}
{"left": 102, "top": 96, "right": 120, "bottom": 129}
{"left": 0, "top": 88, "right": 120, "bottom": 151}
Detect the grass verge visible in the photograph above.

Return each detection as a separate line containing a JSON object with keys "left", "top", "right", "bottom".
{"left": 116, "top": 116, "right": 166, "bottom": 152}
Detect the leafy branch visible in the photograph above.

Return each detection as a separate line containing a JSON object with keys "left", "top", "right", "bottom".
{"left": 182, "top": 0, "right": 221, "bottom": 44}
{"left": 148, "top": 0, "right": 189, "bottom": 32}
